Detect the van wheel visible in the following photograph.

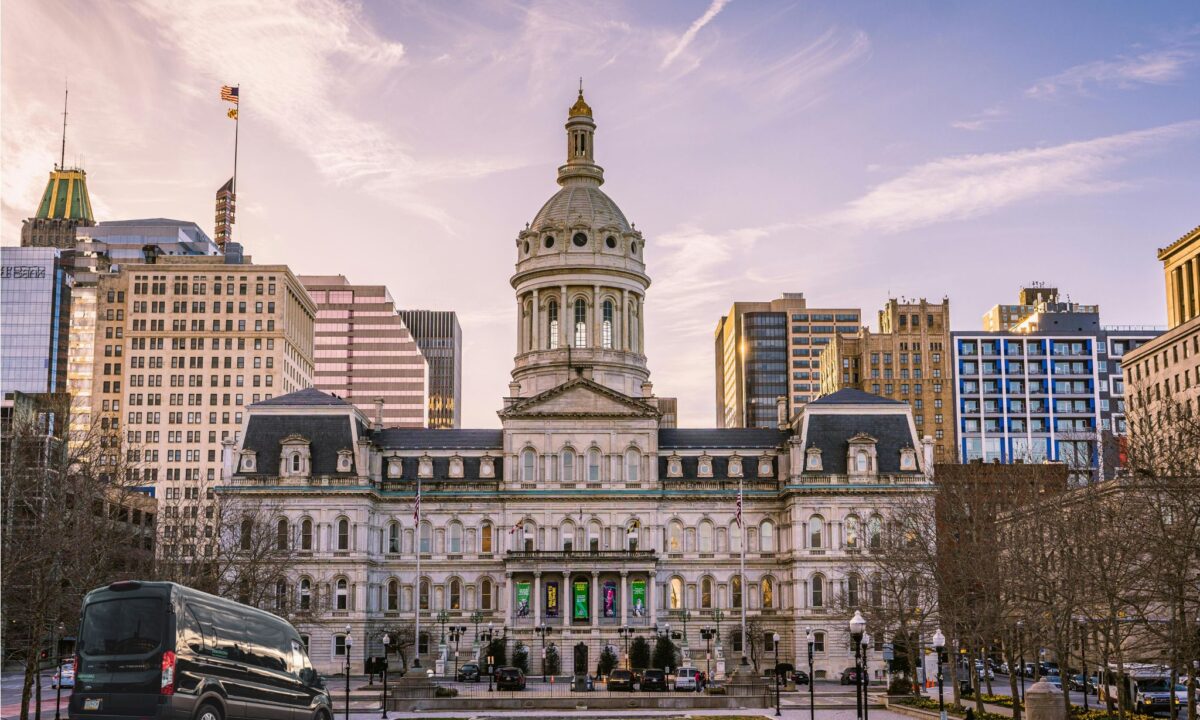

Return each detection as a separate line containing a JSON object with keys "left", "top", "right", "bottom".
{"left": 195, "top": 702, "right": 224, "bottom": 720}
{"left": 313, "top": 711, "right": 331, "bottom": 720}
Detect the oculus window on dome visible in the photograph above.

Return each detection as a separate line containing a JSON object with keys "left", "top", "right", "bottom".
{"left": 572, "top": 232, "right": 588, "bottom": 247}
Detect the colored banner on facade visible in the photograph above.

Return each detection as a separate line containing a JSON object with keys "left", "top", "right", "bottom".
{"left": 631, "top": 579, "right": 646, "bottom": 617}
{"left": 516, "top": 581, "right": 531, "bottom": 617}
{"left": 603, "top": 581, "right": 617, "bottom": 617}
{"left": 573, "top": 580, "right": 589, "bottom": 619}
{"left": 546, "top": 581, "right": 559, "bottom": 617}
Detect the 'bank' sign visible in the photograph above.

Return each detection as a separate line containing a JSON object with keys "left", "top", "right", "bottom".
{"left": 0, "top": 265, "right": 48, "bottom": 279}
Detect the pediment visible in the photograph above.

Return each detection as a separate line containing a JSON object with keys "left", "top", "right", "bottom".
{"left": 501, "top": 377, "right": 659, "bottom": 418}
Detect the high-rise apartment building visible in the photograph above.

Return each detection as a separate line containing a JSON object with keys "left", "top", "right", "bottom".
{"left": 68, "top": 253, "right": 315, "bottom": 500}
{"left": 1123, "top": 225, "right": 1200, "bottom": 432}
{"left": 982, "top": 284, "right": 1060, "bottom": 331}
{"left": 20, "top": 167, "right": 96, "bottom": 250}
{"left": 395, "top": 310, "right": 462, "bottom": 428}
{"left": 1, "top": 247, "right": 73, "bottom": 396}
{"left": 300, "top": 276, "right": 428, "bottom": 428}
{"left": 818, "top": 298, "right": 955, "bottom": 460}
{"left": 953, "top": 295, "right": 1160, "bottom": 478}
{"left": 714, "top": 293, "right": 860, "bottom": 427}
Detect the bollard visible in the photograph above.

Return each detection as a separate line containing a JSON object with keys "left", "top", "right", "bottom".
{"left": 1025, "top": 679, "right": 1066, "bottom": 720}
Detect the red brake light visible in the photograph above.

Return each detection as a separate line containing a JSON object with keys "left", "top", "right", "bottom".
{"left": 161, "top": 650, "right": 176, "bottom": 695}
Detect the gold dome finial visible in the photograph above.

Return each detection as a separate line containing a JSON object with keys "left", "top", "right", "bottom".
{"left": 569, "top": 78, "right": 592, "bottom": 118}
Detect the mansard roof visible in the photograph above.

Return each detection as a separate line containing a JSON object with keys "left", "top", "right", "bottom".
{"left": 242, "top": 414, "right": 355, "bottom": 476}
{"left": 803, "top": 414, "right": 915, "bottom": 475}
{"left": 657, "top": 428, "right": 789, "bottom": 450}
{"left": 252, "top": 387, "right": 354, "bottom": 407}
{"left": 809, "top": 388, "right": 904, "bottom": 406}
{"left": 373, "top": 428, "right": 503, "bottom": 450}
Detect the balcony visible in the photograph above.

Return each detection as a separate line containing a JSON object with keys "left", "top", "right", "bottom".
{"left": 503, "top": 549, "right": 658, "bottom": 569}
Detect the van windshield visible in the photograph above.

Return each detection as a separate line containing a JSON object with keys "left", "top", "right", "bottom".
{"left": 80, "top": 598, "right": 164, "bottom": 656}
{"left": 1140, "top": 679, "right": 1184, "bottom": 692}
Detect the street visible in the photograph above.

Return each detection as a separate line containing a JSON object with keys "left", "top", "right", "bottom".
{"left": 0, "top": 670, "right": 72, "bottom": 720}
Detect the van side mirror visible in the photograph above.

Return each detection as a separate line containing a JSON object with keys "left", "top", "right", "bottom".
{"left": 300, "top": 668, "right": 320, "bottom": 687}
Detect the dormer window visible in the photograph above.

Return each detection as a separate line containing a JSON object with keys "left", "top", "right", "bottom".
{"left": 855, "top": 452, "right": 869, "bottom": 472}
{"left": 757, "top": 456, "right": 773, "bottom": 477}
{"left": 449, "top": 456, "right": 464, "bottom": 478}
{"left": 291, "top": 455, "right": 301, "bottom": 472}
{"left": 480, "top": 455, "right": 495, "bottom": 478}
{"left": 279, "top": 434, "right": 311, "bottom": 477}
{"left": 900, "top": 447, "right": 918, "bottom": 471}
{"left": 846, "top": 433, "right": 879, "bottom": 477}
{"left": 727, "top": 455, "right": 743, "bottom": 478}
{"left": 336, "top": 449, "right": 354, "bottom": 473}
{"left": 697, "top": 455, "right": 713, "bottom": 478}
{"left": 240, "top": 450, "right": 256, "bottom": 473}
{"left": 805, "top": 446, "right": 823, "bottom": 472}
{"left": 667, "top": 455, "right": 683, "bottom": 478}
{"left": 418, "top": 455, "right": 433, "bottom": 479}
{"left": 387, "top": 458, "right": 402, "bottom": 478}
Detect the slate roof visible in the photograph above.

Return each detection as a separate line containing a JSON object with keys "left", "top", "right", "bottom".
{"left": 803, "top": 414, "right": 915, "bottom": 474}
{"left": 252, "top": 387, "right": 353, "bottom": 407}
{"left": 241, "top": 415, "right": 355, "bottom": 476}
{"left": 372, "top": 429, "right": 504, "bottom": 450}
{"left": 657, "top": 454, "right": 775, "bottom": 480}
{"left": 384, "top": 456, "right": 504, "bottom": 482}
{"left": 808, "top": 388, "right": 904, "bottom": 406}
{"left": 658, "top": 428, "right": 789, "bottom": 450}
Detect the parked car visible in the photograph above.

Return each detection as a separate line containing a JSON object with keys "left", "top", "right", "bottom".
{"left": 975, "top": 661, "right": 995, "bottom": 680}
{"left": 641, "top": 669, "right": 668, "bottom": 691}
{"left": 792, "top": 669, "right": 811, "bottom": 686}
{"left": 457, "top": 663, "right": 481, "bottom": 682}
{"left": 674, "top": 667, "right": 700, "bottom": 691}
{"left": 1045, "top": 675, "right": 1063, "bottom": 691}
{"left": 52, "top": 661, "right": 75, "bottom": 689}
{"left": 496, "top": 666, "right": 526, "bottom": 690}
{"left": 607, "top": 669, "right": 637, "bottom": 691}
{"left": 69, "top": 580, "right": 332, "bottom": 720}
{"left": 840, "top": 667, "right": 861, "bottom": 685}
{"left": 1069, "top": 673, "right": 1097, "bottom": 693}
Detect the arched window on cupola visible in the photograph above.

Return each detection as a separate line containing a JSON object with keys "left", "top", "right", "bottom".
{"left": 602, "top": 300, "right": 614, "bottom": 348}
{"left": 547, "top": 300, "right": 559, "bottom": 350}
{"left": 574, "top": 298, "right": 587, "bottom": 348}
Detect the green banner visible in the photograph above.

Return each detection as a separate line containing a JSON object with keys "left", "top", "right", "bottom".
{"left": 573, "top": 580, "right": 589, "bottom": 620}
{"left": 631, "top": 579, "right": 646, "bottom": 618}
{"left": 516, "top": 581, "right": 531, "bottom": 618}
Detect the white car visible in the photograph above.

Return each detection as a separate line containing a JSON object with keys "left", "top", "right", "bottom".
{"left": 674, "top": 667, "right": 700, "bottom": 691}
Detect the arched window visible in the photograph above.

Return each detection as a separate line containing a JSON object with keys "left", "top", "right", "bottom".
{"left": 602, "top": 300, "right": 614, "bottom": 348}
{"left": 271, "top": 518, "right": 285, "bottom": 550}
{"left": 419, "top": 521, "right": 432, "bottom": 554}
{"left": 561, "top": 449, "right": 575, "bottom": 482}
{"left": 698, "top": 521, "right": 714, "bottom": 553}
{"left": 844, "top": 515, "right": 860, "bottom": 549}
{"left": 855, "top": 451, "right": 869, "bottom": 472}
{"left": 808, "top": 515, "right": 824, "bottom": 549}
{"left": 299, "top": 578, "right": 311, "bottom": 609}
{"left": 668, "top": 521, "right": 684, "bottom": 552}
{"left": 588, "top": 520, "right": 602, "bottom": 551}
{"left": 811, "top": 574, "right": 824, "bottom": 608}
{"left": 731, "top": 575, "right": 743, "bottom": 608}
{"left": 335, "top": 578, "right": 348, "bottom": 610}
{"left": 547, "top": 300, "right": 559, "bottom": 349}
{"left": 240, "top": 518, "right": 253, "bottom": 551}
{"left": 521, "top": 448, "right": 537, "bottom": 482}
{"left": 574, "top": 298, "right": 587, "bottom": 348}
{"left": 448, "top": 522, "right": 463, "bottom": 554}
{"left": 336, "top": 518, "right": 349, "bottom": 550}
{"left": 625, "top": 448, "right": 640, "bottom": 482}
{"left": 388, "top": 522, "right": 400, "bottom": 553}
{"left": 761, "top": 577, "right": 774, "bottom": 608}
{"left": 847, "top": 574, "right": 860, "bottom": 607}
{"left": 730, "top": 521, "right": 743, "bottom": 552}
{"left": 387, "top": 580, "right": 399, "bottom": 611}
{"left": 449, "top": 579, "right": 462, "bottom": 610}
{"left": 867, "top": 515, "right": 882, "bottom": 549}
{"left": 760, "top": 520, "right": 776, "bottom": 552}
{"left": 481, "top": 578, "right": 494, "bottom": 610}
{"left": 587, "top": 448, "right": 601, "bottom": 482}
{"left": 701, "top": 578, "right": 714, "bottom": 609}
{"left": 291, "top": 454, "right": 301, "bottom": 472}
{"left": 560, "top": 521, "right": 576, "bottom": 551}
{"left": 481, "top": 521, "right": 493, "bottom": 554}
{"left": 300, "top": 518, "right": 313, "bottom": 550}
{"left": 419, "top": 579, "right": 430, "bottom": 610}
{"left": 669, "top": 577, "right": 684, "bottom": 609}
{"left": 626, "top": 521, "right": 640, "bottom": 550}
{"left": 870, "top": 574, "right": 883, "bottom": 608}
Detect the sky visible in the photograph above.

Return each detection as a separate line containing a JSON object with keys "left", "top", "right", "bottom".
{"left": 3, "top": 0, "right": 1199, "bottom": 428}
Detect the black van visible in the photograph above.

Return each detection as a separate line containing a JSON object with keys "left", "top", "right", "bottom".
{"left": 69, "top": 580, "right": 332, "bottom": 720}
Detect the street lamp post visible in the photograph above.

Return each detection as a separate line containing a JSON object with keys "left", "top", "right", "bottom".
{"left": 933, "top": 629, "right": 947, "bottom": 720}
{"left": 618, "top": 626, "right": 634, "bottom": 669}
{"left": 535, "top": 623, "right": 553, "bottom": 682}
{"left": 449, "top": 626, "right": 467, "bottom": 680}
{"left": 680, "top": 609, "right": 691, "bottom": 652}
{"left": 344, "top": 627, "right": 354, "bottom": 720}
{"left": 701, "top": 628, "right": 715, "bottom": 685}
{"left": 1017, "top": 620, "right": 1026, "bottom": 707}
{"left": 381, "top": 633, "right": 391, "bottom": 719}
{"left": 480, "top": 623, "right": 496, "bottom": 692}
{"left": 471, "top": 611, "right": 484, "bottom": 657}
{"left": 850, "top": 611, "right": 866, "bottom": 720}
{"left": 773, "top": 632, "right": 782, "bottom": 717}
{"left": 54, "top": 621, "right": 66, "bottom": 720}
{"left": 862, "top": 633, "right": 872, "bottom": 720}
{"left": 437, "top": 611, "right": 449, "bottom": 645}
{"left": 806, "top": 627, "right": 816, "bottom": 720}
{"left": 1079, "top": 621, "right": 1089, "bottom": 712}
{"left": 714, "top": 608, "right": 724, "bottom": 649}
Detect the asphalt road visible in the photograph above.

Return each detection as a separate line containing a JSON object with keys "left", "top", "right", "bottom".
{"left": 1, "top": 669, "right": 72, "bottom": 720}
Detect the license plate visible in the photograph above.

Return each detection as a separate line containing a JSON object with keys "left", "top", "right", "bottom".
{"left": 83, "top": 698, "right": 101, "bottom": 711}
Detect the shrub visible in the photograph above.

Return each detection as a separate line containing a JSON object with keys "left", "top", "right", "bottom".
{"left": 485, "top": 638, "right": 507, "bottom": 669}
{"left": 629, "top": 636, "right": 651, "bottom": 670}
{"left": 888, "top": 678, "right": 917, "bottom": 695}
{"left": 651, "top": 636, "right": 677, "bottom": 670}
{"left": 597, "top": 645, "right": 618, "bottom": 677}
{"left": 705, "top": 685, "right": 728, "bottom": 695}
{"left": 512, "top": 642, "right": 530, "bottom": 674}
{"left": 543, "top": 645, "right": 561, "bottom": 675}
{"left": 434, "top": 686, "right": 458, "bottom": 697}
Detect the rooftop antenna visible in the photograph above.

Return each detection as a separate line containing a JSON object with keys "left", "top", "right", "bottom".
{"left": 59, "top": 82, "right": 69, "bottom": 170}
{"left": 579, "top": 76, "right": 583, "bottom": 94}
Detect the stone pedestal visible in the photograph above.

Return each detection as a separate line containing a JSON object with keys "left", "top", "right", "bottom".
{"left": 723, "top": 657, "right": 770, "bottom": 707}
{"left": 1026, "top": 679, "right": 1066, "bottom": 720}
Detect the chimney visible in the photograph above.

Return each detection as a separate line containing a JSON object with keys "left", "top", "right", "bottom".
{"left": 221, "top": 437, "right": 237, "bottom": 481}
{"left": 640, "top": 381, "right": 654, "bottom": 397}
{"left": 373, "top": 398, "right": 384, "bottom": 431}
{"left": 776, "top": 396, "right": 788, "bottom": 429}
{"left": 921, "top": 435, "right": 935, "bottom": 478}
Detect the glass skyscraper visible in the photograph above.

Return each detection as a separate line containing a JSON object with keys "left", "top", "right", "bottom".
{"left": 1, "top": 247, "right": 72, "bottom": 395}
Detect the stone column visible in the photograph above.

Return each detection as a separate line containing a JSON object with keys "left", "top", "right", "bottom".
{"left": 505, "top": 572, "right": 514, "bottom": 626}
{"left": 563, "top": 571, "right": 571, "bottom": 628}
{"left": 622, "top": 289, "right": 630, "bottom": 351}
{"left": 534, "top": 572, "right": 542, "bottom": 626}
{"left": 637, "top": 295, "right": 645, "bottom": 352}
{"left": 560, "top": 285, "right": 569, "bottom": 348}
{"left": 620, "top": 570, "right": 629, "bottom": 624}
{"left": 648, "top": 572, "right": 658, "bottom": 626}
{"left": 531, "top": 288, "right": 540, "bottom": 351}
{"left": 591, "top": 571, "right": 599, "bottom": 628}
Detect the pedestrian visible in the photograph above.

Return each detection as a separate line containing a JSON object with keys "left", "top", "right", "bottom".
{"left": 965, "top": 708, "right": 975, "bottom": 720}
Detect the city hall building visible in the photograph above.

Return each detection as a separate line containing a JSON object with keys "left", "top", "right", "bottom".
{"left": 223, "top": 91, "right": 934, "bottom": 678}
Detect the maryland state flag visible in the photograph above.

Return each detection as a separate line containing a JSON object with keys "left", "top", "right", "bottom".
{"left": 227, "top": 108, "right": 238, "bottom": 120}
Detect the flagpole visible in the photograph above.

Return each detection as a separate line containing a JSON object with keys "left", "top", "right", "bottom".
{"left": 232, "top": 85, "right": 240, "bottom": 198}
{"left": 414, "top": 475, "right": 422, "bottom": 668}
{"left": 739, "top": 477, "right": 747, "bottom": 667}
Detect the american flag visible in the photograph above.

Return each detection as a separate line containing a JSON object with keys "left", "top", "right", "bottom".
{"left": 221, "top": 85, "right": 239, "bottom": 104}
{"left": 412, "top": 486, "right": 420, "bottom": 521}
{"left": 509, "top": 518, "right": 524, "bottom": 535}
{"left": 735, "top": 483, "right": 743, "bottom": 528}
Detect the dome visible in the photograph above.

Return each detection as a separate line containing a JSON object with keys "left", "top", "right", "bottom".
{"left": 530, "top": 185, "right": 631, "bottom": 233}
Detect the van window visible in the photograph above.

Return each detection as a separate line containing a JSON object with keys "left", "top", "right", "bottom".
{"left": 80, "top": 598, "right": 164, "bottom": 656}
{"left": 179, "top": 605, "right": 208, "bottom": 654}
{"left": 242, "top": 615, "right": 290, "bottom": 673}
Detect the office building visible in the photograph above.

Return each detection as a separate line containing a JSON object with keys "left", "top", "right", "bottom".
{"left": 215, "top": 178, "right": 235, "bottom": 250}
{"left": 714, "top": 293, "right": 860, "bottom": 427}
{"left": 300, "top": 276, "right": 429, "bottom": 428}
{"left": 75, "top": 218, "right": 221, "bottom": 267}
{"left": 396, "top": 310, "right": 462, "bottom": 429}
{"left": 982, "top": 284, "right": 1061, "bottom": 331}
{"left": 20, "top": 167, "right": 96, "bottom": 250}
{"left": 953, "top": 295, "right": 1160, "bottom": 478}
{"left": 1, "top": 247, "right": 73, "bottom": 396}
{"left": 657, "top": 397, "right": 678, "bottom": 428}
{"left": 819, "top": 298, "right": 955, "bottom": 460}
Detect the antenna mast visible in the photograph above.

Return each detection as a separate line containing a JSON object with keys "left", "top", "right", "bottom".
{"left": 60, "top": 84, "right": 69, "bottom": 170}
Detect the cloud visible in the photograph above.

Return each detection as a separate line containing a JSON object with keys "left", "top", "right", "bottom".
{"left": 828, "top": 121, "right": 1200, "bottom": 234}
{"left": 951, "top": 105, "right": 1006, "bottom": 132}
{"left": 1027, "top": 48, "right": 1196, "bottom": 97}
{"left": 661, "top": 0, "right": 732, "bottom": 70}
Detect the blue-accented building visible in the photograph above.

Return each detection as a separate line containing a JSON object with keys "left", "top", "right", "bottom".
{"left": 1, "top": 247, "right": 73, "bottom": 396}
